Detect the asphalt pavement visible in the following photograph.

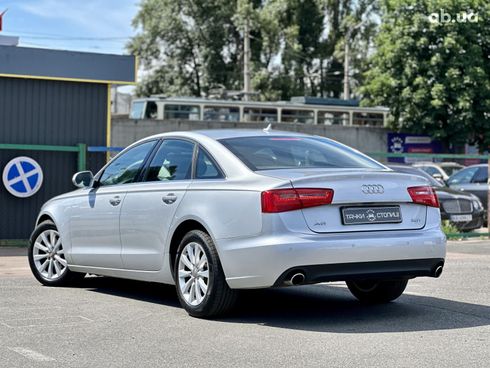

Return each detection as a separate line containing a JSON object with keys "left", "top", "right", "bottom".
{"left": 0, "top": 240, "right": 489, "bottom": 367}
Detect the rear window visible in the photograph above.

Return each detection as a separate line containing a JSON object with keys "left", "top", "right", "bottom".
{"left": 219, "top": 136, "right": 384, "bottom": 171}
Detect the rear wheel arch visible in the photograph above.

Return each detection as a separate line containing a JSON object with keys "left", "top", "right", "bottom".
{"left": 169, "top": 219, "right": 210, "bottom": 276}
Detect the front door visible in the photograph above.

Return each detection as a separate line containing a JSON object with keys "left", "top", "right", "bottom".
{"left": 70, "top": 187, "right": 127, "bottom": 268}
{"left": 69, "top": 140, "right": 157, "bottom": 268}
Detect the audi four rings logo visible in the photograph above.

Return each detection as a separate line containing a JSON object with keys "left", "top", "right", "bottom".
{"left": 361, "top": 184, "right": 384, "bottom": 194}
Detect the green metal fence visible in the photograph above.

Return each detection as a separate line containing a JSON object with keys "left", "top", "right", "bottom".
{"left": 0, "top": 143, "right": 87, "bottom": 171}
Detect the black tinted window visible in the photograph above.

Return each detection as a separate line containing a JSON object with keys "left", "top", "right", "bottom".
{"left": 196, "top": 148, "right": 223, "bottom": 179}
{"left": 99, "top": 141, "right": 156, "bottom": 186}
{"left": 146, "top": 139, "right": 194, "bottom": 181}
{"left": 219, "top": 136, "right": 384, "bottom": 171}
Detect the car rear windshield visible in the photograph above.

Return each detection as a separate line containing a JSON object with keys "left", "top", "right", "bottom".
{"left": 219, "top": 136, "right": 384, "bottom": 171}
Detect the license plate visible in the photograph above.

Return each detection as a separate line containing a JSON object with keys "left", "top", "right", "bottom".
{"left": 450, "top": 214, "right": 472, "bottom": 222}
{"left": 342, "top": 206, "right": 402, "bottom": 225}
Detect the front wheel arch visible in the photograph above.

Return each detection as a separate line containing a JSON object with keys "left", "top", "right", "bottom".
{"left": 36, "top": 214, "right": 55, "bottom": 227}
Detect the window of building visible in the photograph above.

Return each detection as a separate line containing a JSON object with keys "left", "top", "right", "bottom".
{"left": 164, "top": 104, "right": 201, "bottom": 120}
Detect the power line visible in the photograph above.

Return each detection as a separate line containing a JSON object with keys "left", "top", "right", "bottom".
{"left": 1, "top": 30, "right": 132, "bottom": 41}
{"left": 19, "top": 41, "right": 126, "bottom": 52}
{"left": 5, "top": 35, "right": 130, "bottom": 42}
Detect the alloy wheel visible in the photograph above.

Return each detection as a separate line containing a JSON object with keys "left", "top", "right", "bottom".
{"left": 32, "top": 229, "right": 68, "bottom": 281}
{"left": 178, "top": 242, "right": 209, "bottom": 306}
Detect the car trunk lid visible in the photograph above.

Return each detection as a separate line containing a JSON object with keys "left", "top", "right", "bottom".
{"left": 258, "top": 169, "right": 431, "bottom": 233}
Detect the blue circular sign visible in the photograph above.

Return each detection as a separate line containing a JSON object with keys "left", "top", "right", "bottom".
{"left": 2, "top": 156, "right": 43, "bottom": 198}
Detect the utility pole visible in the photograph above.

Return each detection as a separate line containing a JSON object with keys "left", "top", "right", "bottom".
{"left": 343, "top": 29, "right": 351, "bottom": 100}
{"left": 343, "top": 12, "right": 371, "bottom": 100}
{"left": 243, "top": 17, "right": 251, "bottom": 101}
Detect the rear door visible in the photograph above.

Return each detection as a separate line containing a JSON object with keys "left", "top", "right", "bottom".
{"left": 119, "top": 139, "right": 195, "bottom": 271}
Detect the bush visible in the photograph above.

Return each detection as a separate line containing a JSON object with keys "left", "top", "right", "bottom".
{"left": 441, "top": 220, "right": 458, "bottom": 235}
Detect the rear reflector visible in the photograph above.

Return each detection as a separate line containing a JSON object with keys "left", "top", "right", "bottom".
{"left": 261, "top": 188, "right": 334, "bottom": 213}
{"left": 407, "top": 186, "right": 439, "bottom": 208}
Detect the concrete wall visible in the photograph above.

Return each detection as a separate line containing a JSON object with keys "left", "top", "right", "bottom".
{"left": 111, "top": 118, "right": 388, "bottom": 153}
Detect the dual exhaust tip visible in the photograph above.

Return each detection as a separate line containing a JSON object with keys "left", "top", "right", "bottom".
{"left": 433, "top": 263, "right": 444, "bottom": 278}
{"left": 284, "top": 272, "right": 306, "bottom": 286}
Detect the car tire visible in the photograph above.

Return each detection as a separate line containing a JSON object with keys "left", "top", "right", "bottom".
{"left": 174, "top": 230, "right": 237, "bottom": 318}
{"left": 346, "top": 279, "right": 408, "bottom": 304}
{"left": 28, "top": 220, "right": 85, "bottom": 286}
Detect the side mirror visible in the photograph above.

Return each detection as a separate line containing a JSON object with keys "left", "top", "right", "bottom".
{"left": 72, "top": 171, "right": 94, "bottom": 188}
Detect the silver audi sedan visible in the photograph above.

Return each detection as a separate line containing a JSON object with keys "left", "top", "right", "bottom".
{"left": 29, "top": 129, "right": 446, "bottom": 318}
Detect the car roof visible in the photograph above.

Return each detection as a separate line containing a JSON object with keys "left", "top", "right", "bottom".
{"left": 195, "top": 129, "right": 312, "bottom": 140}
{"left": 461, "top": 163, "right": 487, "bottom": 168}
{"left": 143, "top": 129, "right": 314, "bottom": 142}
{"left": 439, "top": 162, "right": 463, "bottom": 167}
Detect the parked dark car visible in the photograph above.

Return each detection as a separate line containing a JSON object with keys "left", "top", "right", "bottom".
{"left": 390, "top": 165, "right": 485, "bottom": 231}
{"left": 447, "top": 164, "right": 488, "bottom": 212}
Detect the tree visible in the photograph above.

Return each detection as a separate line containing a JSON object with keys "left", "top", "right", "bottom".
{"left": 128, "top": 0, "right": 245, "bottom": 97}
{"left": 254, "top": 0, "right": 379, "bottom": 99}
{"left": 361, "top": 0, "right": 490, "bottom": 151}
{"left": 128, "top": 0, "right": 379, "bottom": 100}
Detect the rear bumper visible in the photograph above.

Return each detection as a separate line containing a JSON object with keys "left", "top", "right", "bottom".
{"left": 273, "top": 258, "right": 444, "bottom": 286}
{"left": 218, "top": 228, "right": 446, "bottom": 289}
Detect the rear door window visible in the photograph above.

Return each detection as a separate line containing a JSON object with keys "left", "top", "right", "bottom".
{"left": 195, "top": 148, "right": 224, "bottom": 179}
{"left": 145, "top": 139, "right": 195, "bottom": 181}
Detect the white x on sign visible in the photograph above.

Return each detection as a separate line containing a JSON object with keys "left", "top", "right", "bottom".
{"left": 2, "top": 156, "right": 44, "bottom": 198}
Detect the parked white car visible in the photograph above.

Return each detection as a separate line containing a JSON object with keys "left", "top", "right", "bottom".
{"left": 413, "top": 161, "right": 464, "bottom": 182}
{"left": 29, "top": 130, "right": 446, "bottom": 318}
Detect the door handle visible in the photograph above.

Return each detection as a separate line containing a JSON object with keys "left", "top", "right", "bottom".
{"left": 109, "top": 196, "right": 122, "bottom": 206}
{"left": 162, "top": 193, "right": 177, "bottom": 204}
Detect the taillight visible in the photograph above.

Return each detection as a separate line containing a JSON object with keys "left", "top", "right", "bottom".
{"left": 261, "top": 188, "right": 334, "bottom": 213}
{"left": 407, "top": 186, "right": 439, "bottom": 208}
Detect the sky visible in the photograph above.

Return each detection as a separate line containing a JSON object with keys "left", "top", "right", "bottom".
{"left": 0, "top": 0, "right": 139, "bottom": 55}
